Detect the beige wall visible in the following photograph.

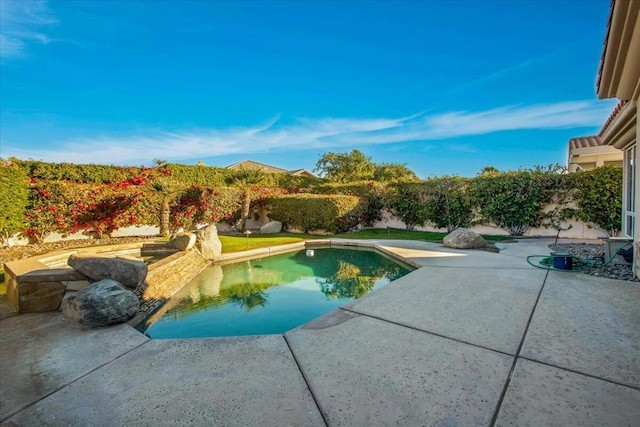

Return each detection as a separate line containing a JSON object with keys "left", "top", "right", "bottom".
{"left": 568, "top": 145, "right": 623, "bottom": 172}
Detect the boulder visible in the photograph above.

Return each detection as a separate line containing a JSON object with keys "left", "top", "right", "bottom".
{"left": 61, "top": 279, "right": 140, "bottom": 328}
{"left": 196, "top": 224, "right": 222, "bottom": 261}
{"left": 171, "top": 232, "right": 196, "bottom": 251}
{"left": 259, "top": 221, "right": 283, "bottom": 234}
{"left": 443, "top": 228, "right": 486, "bottom": 249}
{"left": 68, "top": 255, "right": 147, "bottom": 289}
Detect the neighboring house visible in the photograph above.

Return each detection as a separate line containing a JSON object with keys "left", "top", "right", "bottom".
{"left": 226, "top": 160, "right": 317, "bottom": 178}
{"left": 596, "top": 0, "right": 639, "bottom": 273}
{"left": 567, "top": 135, "right": 622, "bottom": 172}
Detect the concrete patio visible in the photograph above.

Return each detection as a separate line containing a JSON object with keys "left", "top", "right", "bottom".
{"left": 1, "top": 238, "right": 639, "bottom": 426}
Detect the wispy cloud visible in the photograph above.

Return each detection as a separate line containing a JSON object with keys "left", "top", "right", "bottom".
{"left": 0, "top": 0, "right": 57, "bottom": 58}
{"left": 448, "top": 47, "right": 567, "bottom": 95}
{"left": 3, "top": 100, "right": 615, "bottom": 165}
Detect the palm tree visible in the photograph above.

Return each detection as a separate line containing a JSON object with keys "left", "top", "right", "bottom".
{"left": 226, "top": 168, "right": 266, "bottom": 232}
{"left": 147, "top": 177, "right": 184, "bottom": 237}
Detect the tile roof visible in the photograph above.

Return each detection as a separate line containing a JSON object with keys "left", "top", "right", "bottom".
{"left": 598, "top": 100, "right": 629, "bottom": 137}
{"left": 226, "top": 160, "right": 317, "bottom": 177}
{"left": 569, "top": 136, "right": 604, "bottom": 150}
{"left": 595, "top": 0, "right": 616, "bottom": 94}
{"left": 226, "top": 160, "right": 288, "bottom": 173}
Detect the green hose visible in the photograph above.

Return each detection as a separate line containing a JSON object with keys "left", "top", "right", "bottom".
{"left": 526, "top": 243, "right": 632, "bottom": 272}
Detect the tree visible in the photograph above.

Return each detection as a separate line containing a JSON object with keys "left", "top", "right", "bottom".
{"left": 373, "top": 163, "right": 419, "bottom": 182}
{"left": 147, "top": 177, "right": 184, "bottom": 237}
{"left": 314, "top": 150, "right": 375, "bottom": 182}
{"left": 226, "top": 168, "right": 266, "bottom": 232}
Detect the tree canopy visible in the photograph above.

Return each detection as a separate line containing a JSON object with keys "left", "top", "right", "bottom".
{"left": 315, "top": 150, "right": 418, "bottom": 183}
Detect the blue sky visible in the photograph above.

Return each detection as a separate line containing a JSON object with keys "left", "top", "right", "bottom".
{"left": 0, "top": 0, "right": 617, "bottom": 177}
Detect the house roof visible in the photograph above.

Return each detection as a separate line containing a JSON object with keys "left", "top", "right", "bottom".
{"left": 569, "top": 136, "right": 604, "bottom": 150}
{"left": 599, "top": 100, "right": 629, "bottom": 137}
{"left": 595, "top": 0, "right": 615, "bottom": 95}
{"left": 225, "top": 160, "right": 318, "bottom": 177}
{"left": 226, "top": 160, "right": 289, "bottom": 174}
{"left": 595, "top": 0, "right": 640, "bottom": 100}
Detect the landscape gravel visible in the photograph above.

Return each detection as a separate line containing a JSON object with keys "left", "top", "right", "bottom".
{"left": 549, "top": 243, "right": 639, "bottom": 282}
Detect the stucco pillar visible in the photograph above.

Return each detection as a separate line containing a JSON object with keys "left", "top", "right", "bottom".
{"left": 634, "top": 109, "right": 640, "bottom": 277}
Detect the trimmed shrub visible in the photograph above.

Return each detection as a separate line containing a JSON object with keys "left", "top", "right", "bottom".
{"left": 0, "top": 163, "right": 30, "bottom": 241}
{"left": 266, "top": 194, "right": 363, "bottom": 233}
{"left": 311, "top": 181, "right": 386, "bottom": 226}
{"left": 573, "top": 166, "right": 622, "bottom": 236}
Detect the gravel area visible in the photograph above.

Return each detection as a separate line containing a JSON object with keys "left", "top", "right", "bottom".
{"left": 549, "top": 243, "right": 639, "bottom": 282}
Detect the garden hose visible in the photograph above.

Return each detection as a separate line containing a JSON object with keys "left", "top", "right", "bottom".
{"left": 526, "top": 243, "right": 632, "bottom": 272}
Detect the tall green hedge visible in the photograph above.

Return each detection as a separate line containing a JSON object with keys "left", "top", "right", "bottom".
{"left": 0, "top": 163, "right": 30, "bottom": 239}
{"left": 574, "top": 166, "right": 622, "bottom": 236}
{"left": 266, "top": 194, "right": 363, "bottom": 233}
{"left": 311, "top": 181, "right": 386, "bottom": 226}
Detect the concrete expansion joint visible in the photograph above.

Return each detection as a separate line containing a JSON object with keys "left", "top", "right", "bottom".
{"left": 338, "top": 306, "right": 514, "bottom": 358}
{"left": 282, "top": 334, "right": 329, "bottom": 427}
{"left": 0, "top": 338, "right": 152, "bottom": 423}
{"left": 517, "top": 355, "right": 640, "bottom": 391}
{"left": 489, "top": 269, "right": 551, "bottom": 426}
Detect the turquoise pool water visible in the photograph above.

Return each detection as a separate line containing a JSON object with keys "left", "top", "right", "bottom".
{"left": 142, "top": 248, "right": 412, "bottom": 338}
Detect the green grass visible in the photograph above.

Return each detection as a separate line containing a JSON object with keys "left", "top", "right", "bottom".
{"left": 219, "top": 233, "right": 326, "bottom": 253}
{"left": 219, "top": 228, "right": 513, "bottom": 253}
{"left": 335, "top": 228, "right": 514, "bottom": 242}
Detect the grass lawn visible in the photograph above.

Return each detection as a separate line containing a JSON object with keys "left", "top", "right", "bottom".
{"left": 219, "top": 233, "right": 326, "bottom": 253}
{"left": 335, "top": 228, "right": 514, "bottom": 242}
{"left": 220, "top": 228, "right": 513, "bottom": 253}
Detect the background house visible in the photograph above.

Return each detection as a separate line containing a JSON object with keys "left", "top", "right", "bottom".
{"left": 226, "top": 160, "right": 317, "bottom": 178}
{"left": 596, "top": 0, "right": 639, "bottom": 274}
{"left": 567, "top": 135, "right": 622, "bottom": 172}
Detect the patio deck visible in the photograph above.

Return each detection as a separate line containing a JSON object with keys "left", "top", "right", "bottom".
{"left": 1, "top": 238, "right": 638, "bottom": 426}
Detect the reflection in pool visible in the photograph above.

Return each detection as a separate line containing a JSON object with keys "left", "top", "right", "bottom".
{"left": 141, "top": 248, "right": 412, "bottom": 338}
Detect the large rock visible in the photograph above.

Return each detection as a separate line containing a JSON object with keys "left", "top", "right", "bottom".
{"left": 196, "top": 224, "right": 222, "bottom": 261}
{"left": 260, "top": 221, "right": 283, "bottom": 234}
{"left": 61, "top": 279, "right": 140, "bottom": 328}
{"left": 443, "top": 228, "right": 486, "bottom": 249}
{"left": 171, "top": 232, "right": 196, "bottom": 251}
{"left": 68, "top": 255, "right": 147, "bottom": 289}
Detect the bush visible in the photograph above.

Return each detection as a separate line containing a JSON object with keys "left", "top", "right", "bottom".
{"left": 386, "top": 182, "right": 431, "bottom": 230}
{"left": 311, "top": 181, "right": 386, "bottom": 226}
{"left": 423, "top": 176, "right": 473, "bottom": 232}
{"left": 0, "top": 163, "right": 30, "bottom": 241}
{"left": 470, "top": 171, "right": 560, "bottom": 236}
{"left": 171, "top": 186, "right": 242, "bottom": 231}
{"left": 573, "top": 166, "right": 622, "bottom": 236}
{"left": 266, "top": 194, "right": 363, "bottom": 233}
{"left": 25, "top": 180, "right": 160, "bottom": 242}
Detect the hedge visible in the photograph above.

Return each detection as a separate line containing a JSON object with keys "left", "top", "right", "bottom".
{"left": 573, "top": 166, "right": 622, "bottom": 236}
{"left": 311, "top": 181, "right": 386, "bottom": 226}
{"left": 266, "top": 194, "right": 364, "bottom": 233}
{"left": 2, "top": 158, "right": 625, "bottom": 241}
{"left": 0, "top": 163, "right": 29, "bottom": 240}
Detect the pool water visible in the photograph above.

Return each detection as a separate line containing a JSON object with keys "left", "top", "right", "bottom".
{"left": 142, "top": 248, "right": 412, "bottom": 338}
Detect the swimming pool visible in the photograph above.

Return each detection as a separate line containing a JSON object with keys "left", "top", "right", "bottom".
{"left": 141, "top": 247, "right": 412, "bottom": 338}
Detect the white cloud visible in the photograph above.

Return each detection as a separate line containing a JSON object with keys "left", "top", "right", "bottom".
{"left": 2, "top": 100, "right": 616, "bottom": 165}
{"left": 0, "top": 0, "right": 57, "bottom": 58}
